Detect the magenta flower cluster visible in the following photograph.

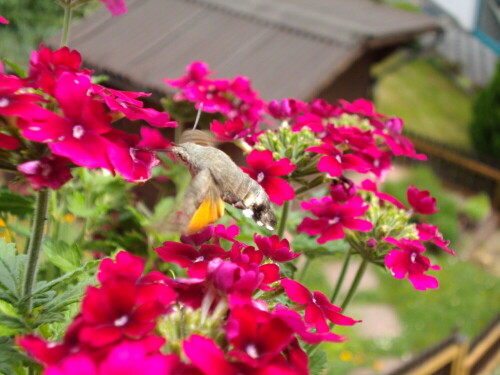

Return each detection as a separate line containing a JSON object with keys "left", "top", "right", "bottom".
{"left": 0, "top": 45, "right": 175, "bottom": 189}
{"left": 20, "top": 225, "right": 358, "bottom": 374}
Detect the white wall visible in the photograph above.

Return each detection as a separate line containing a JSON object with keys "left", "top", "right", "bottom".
{"left": 431, "top": 0, "right": 478, "bottom": 30}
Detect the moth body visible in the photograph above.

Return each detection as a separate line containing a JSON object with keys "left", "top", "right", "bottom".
{"left": 171, "top": 142, "right": 276, "bottom": 232}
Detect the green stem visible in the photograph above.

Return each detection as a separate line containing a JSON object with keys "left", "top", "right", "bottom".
{"left": 341, "top": 257, "right": 368, "bottom": 311}
{"left": 174, "top": 121, "right": 184, "bottom": 144}
{"left": 60, "top": 1, "right": 73, "bottom": 47}
{"left": 298, "top": 257, "right": 312, "bottom": 282}
{"left": 277, "top": 200, "right": 290, "bottom": 238}
{"left": 330, "top": 250, "right": 352, "bottom": 304}
{"left": 22, "top": 189, "right": 50, "bottom": 312}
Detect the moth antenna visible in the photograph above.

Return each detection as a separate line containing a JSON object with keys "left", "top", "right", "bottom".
{"left": 192, "top": 102, "right": 204, "bottom": 131}
{"left": 134, "top": 148, "right": 173, "bottom": 152}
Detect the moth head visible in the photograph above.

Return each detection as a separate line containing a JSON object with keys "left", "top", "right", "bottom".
{"left": 171, "top": 145, "right": 191, "bottom": 166}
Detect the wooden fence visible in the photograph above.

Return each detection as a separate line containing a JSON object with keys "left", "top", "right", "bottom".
{"left": 388, "top": 315, "right": 500, "bottom": 375}
{"left": 398, "top": 132, "right": 500, "bottom": 211}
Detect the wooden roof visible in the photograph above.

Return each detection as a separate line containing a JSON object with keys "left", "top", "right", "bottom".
{"left": 60, "top": 0, "right": 439, "bottom": 100}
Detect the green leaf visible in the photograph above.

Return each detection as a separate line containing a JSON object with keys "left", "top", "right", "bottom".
{"left": 0, "top": 337, "right": 34, "bottom": 375}
{"left": 0, "top": 300, "right": 21, "bottom": 335}
{"left": 292, "top": 235, "right": 349, "bottom": 259}
{"left": 67, "top": 190, "right": 107, "bottom": 218}
{"left": 40, "top": 275, "right": 96, "bottom": 316}
{"left": 32, "top": 260, "right": 97, "bottom": 300}
{"left": 2, "top": 58, "right": 27, "bottom": 78}
{"left": 308, "top": 349, "right": 328, "bottom": 375}
{"left": 43, "top": 239, "right": 81, "bottom": 272}
{"left": 0, "top": 191, "right": 34, "bottom": 217}
{"left": 0, "top": 313, "right": 27, "bottom": 330}
{"left": 0, "top": 239, "right": 26, "bottom": 304}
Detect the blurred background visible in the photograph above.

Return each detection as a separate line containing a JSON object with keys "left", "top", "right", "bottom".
{"left": 1, "top": 0, "right": 499, "bottom": 374}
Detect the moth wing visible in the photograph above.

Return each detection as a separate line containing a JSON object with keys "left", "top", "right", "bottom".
{"left": 179, "top": 168, "right": 224, "bottom": 235}
{"left": 180, "top": 130, "right": 214, "bottom": 147}
{"left": 186, "top": 187, "right": 225, "bottom": 235}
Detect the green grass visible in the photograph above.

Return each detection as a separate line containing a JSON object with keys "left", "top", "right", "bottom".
{"left": 300, "top": 251, "right": 500, "bottom": 374}
{"left": 374, "top": 57, "right": 473, "bottom": 150}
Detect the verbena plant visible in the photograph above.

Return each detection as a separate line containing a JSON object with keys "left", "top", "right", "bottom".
{"left": 0, "top": 1, "right": 454, "bottom": 374}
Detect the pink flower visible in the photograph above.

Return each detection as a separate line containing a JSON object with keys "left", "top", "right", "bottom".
{"left": 98, "top": 342, "right": 178, "bottom": 375}
{"left": 384, "top": 237, "right": 440, "bottom": 291}
{"left": 416, "top": 223, "right": 455, "bottom": 255}
{"left": 98, "top": 0, "right": 127, "bottom": 16}
{"left": 165, "top": 61, "right": 211, "bottom": 88}
{"left": 104, "top": 129, "right": 160, "bottom": 182}
{"left": 97, "top": 251, "right": 145, "bottom": 284}
{"left": 241, "top": 150, "right": 296, "bottom": 206}
{"left": 339, "top": 99, "right": 383, "bottom": 118}
{"left": 254, "top": 234, "right": 300, "bottom": 262}
{"left": 359, "top": 179, "right": 406, "bottom": 209}
{"left": 155, "top": 241, "right": 228, "bottom": 278}
{"left": 92, "top": 85, "right": 175, "bottom": 127}
{"left": 0, "top": 15, "right": 9, "bottom": 24}
{"left": 226, "top": 304, "right": 294, "bottom": 367}
{"left": 28, "top": 45, "right": 86, "bottom": 96}
{"left": 297, "top": 196, "right": 373, "bottom": 244}
{"left": 210, "top": 117, "right": 256, "bottom": 141}
{"left": 0, "top": 133, "right": 21, "bottom": 150}
{"left": 329, "top": 178, "right": 356, "bottom": 202}
{"left": 378, "top": 131, "right": 427, "bottom": 161}
{"left": 183, "top": 335, "right": 238, "bottom": 375}
{"left": 307, "top": 143, "right": 370, "bottom": 177}
{"left": 45, "top": 354, "right": 98, "bottom": 375}
{"left": 407, "top": 185, "right": 438, "bottom": 215}
{"left": 20, "top": 72, "right": 114, "bottom": 171}
{"left": 281, "top": 279, "right": 359, "bottom": 332}
{"left": 17, "top": 335, "right": 70, "bottom": 366}
{"left": 323, "top": 125, "right": 374, "bottom": 151}
{"left": 214, "top": 224, "right": 240, "bottom": 242}
{"left": 17, "top": 155, "right": 73, "bottom": 190}
{"left": 79, "top": 278, "right": 173, "bottom": 347}
{"left": 0, "top": 74, "right": 45, "bottom": 118}
{"left": 268, "top": 98, "right": 304, "bottom": 120}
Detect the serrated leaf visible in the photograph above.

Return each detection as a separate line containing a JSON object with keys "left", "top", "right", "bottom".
{"left": 0, "top": 313, "right": 27, "bottom": 330}
{"left": 0, "top": 300, "right": 21, "bottom": 336}
{"left": 43, "top": 239, "right": 81, "bottom": 272}
{"left": 2, "top": 59, "right": 27, "bottom": 78}
{"left": 41, "top": 275, "right": 95, "bottom": 315}
{"left": 0, "top": 191, "right": 34, "bottom": 217}
{"left": 309, "top": 349, "right": 328, "bottom": 375}
{"left": 292, "top": 235, "right": 349, "bottom": 259}
{"left": 0, "top": 239, "right": 26, "bottom": 304}
{"left": 32, "top": 260, "right": 97, "bottom": 300}
{"left": 0, "top": 337, "right": 30, "bottom": 375}
{"left": 67, "top": 191, "right": 107, "bottom": 218}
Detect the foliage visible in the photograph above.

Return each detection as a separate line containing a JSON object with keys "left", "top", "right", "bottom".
{"left": 375, "top": 57, "right": 472, "bottom": 150}
{"left": 0, "top": 2, "right": 465, "bottom": 374}
{"left": 469, "top": 62, "right": 500, "bottom": 160}
{"left": 383, "top": 166, "right": 459, "bottom": 245}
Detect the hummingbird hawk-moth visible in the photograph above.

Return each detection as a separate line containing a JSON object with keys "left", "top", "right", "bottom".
{"left": 149, "top": 129, "right": 277, "bottom": 235}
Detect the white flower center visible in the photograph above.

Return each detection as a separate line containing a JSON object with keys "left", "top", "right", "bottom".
{"left": 410, "top": 252, "right": 417, "bottom": 263}
{"left": 329, "top": 217, "right": 340, "bottom": 225}
{"left": 72, "top": 125, "right": 84, "bottom": 139}
{"left": 114, "top": 315, "right": 128, "bottom": 327}
{"left": 246, "top": 344, "right": 259, "bottom": 359}
{"left": 257, "top": 172, "right": 265, "bottom": 183}
{"left": 0, "top": 98, "right": 10, "bottom": 107}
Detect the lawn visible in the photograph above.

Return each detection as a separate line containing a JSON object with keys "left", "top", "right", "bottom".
{"left": 374, "top": 57, "right": 473, "bottom": 150}
{"left": 299, "top": 253, "right": 500, "bottom": 374}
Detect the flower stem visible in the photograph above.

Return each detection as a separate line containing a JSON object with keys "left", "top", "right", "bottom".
{"left": 22, "top": 189, "right": 50, "bottom": 312}
{"left": 60, "top": 1, "right": 73, "bottom": 47}
{"left": 277, "top": 200, "right": 290, "bottom": 238}
{"left": 340, "top": 257, "right": 368, "bottom": 311}
{"left": 330, "top": 250, "right": 352, "bottom": 304}
{"left": 298, "top": 256, "right": 311, "bottom": 282}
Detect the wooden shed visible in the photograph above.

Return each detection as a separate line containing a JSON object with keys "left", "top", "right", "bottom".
{"left": 58, "top": 0, "right": 440, "bottom": 102}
